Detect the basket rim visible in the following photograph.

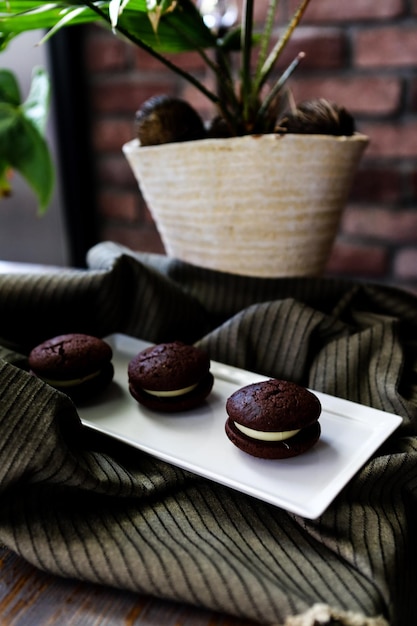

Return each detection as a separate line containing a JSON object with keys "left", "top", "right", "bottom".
{"left": 122, "top": 132, "right": 369, "bottom": 155}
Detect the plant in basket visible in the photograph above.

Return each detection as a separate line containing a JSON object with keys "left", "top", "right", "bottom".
{"left": 0, "top": 0, "right": 369, "bottom": 276}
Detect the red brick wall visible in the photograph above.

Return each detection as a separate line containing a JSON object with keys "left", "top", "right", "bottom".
{"left": 84, "top": 0, "right": 417, "bottom": 291}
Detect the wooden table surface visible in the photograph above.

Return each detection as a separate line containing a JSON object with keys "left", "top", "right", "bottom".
{"left": 0, "top": 545, "right": 260, "bottom": 626}
{"left": 0, "top": 261, "right": 261, "bottom": 625}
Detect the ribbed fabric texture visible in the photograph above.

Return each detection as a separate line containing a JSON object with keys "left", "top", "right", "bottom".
{"left": 0, "top": 241, "right": 416, "bottom": 626}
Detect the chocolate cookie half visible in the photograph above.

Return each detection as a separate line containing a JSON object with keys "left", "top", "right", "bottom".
{"left": 128, "top": 341, "right": 214, "bottom": 412}
{"left": 28, "top": 333, "right": 114, "bottom": 401}
{"left": 225, "top": 379, "right": 321, "bottom": 459}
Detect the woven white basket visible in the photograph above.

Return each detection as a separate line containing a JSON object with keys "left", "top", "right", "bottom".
{"left": 123, "top": 133, "right": 368, "bottom": 277}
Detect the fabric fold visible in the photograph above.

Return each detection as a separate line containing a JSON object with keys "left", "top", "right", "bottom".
{"left": 0, "top": 241, "right": 416, "bottom": 625}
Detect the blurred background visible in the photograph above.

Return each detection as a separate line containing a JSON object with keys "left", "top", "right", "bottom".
{"left": 0, "top": 30, "right": 70, "bottom": 266}
{"left": 1, "top": 0, "right": 417, "bottom": 292}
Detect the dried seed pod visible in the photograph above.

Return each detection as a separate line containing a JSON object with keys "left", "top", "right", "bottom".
{"left": 277, "top": 98, "right": 356, "bottom": 136}
{"left": 206, "top": 115, "right": 233, "bottom": 139}
{"left": 135, "top": 95, "right": 207, "bottom": 146}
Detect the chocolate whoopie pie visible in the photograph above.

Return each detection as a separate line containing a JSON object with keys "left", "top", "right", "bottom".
{"left": 225, "top": 379, "right": 321, "bottom": 459}
{"left": 128, "top": 341, "right": 214, "bottom": 412}
{"left": 28, "top": 333, "right": 114, "bottom": 401}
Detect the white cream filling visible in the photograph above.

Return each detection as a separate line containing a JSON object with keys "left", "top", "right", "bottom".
{"left": 235, "top": 422, "right": 301, "bottom": 442}
{"left": 144, "top": 382, "right": 198, "bottom": 398}
{"left": 42, "top": 370, "right": 101, "bottom": 388}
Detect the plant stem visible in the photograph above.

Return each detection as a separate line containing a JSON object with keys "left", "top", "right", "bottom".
{"left": 256, "top": 0, "right": 311, "bottom": 92}
{"left": 254, "top": 51, "right": 305, "bottom": 130}
{"left": 167, "top": 17, "right": 241, "bottom": 129}
{"left": 254, "top": 0, "right": 279, "bottom": 80}
{"left": 240, "top": 0, "right": 254, "bottom": 124}
{"left": 83, "top": 0, "right": 221, "bottom": 107}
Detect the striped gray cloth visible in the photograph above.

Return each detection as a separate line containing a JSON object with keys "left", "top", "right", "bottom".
{"left": 0, "top": 241, "right": 416, "bottom": 626}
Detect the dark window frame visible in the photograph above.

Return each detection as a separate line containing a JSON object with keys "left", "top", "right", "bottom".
{"left": 48, "top": 26, "right": 98, "bottom": 268}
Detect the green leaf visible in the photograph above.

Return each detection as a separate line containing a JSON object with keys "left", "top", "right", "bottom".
{"left": 0, "top": 2, "right": 219, "bottom": 117}
{"left": 112, "top": 0, "right": 216, "bottom": 53}
{"left": 22, "top": 66, "right": 50, "bottom": 133}
{"left": 0, "top": 66, "right": 54, "bottom": 212}
{"left": 0, "top": 2, "right": 100, "bottom": 49}
{"left": 0, "top": 1, "right": 216, "bottom": 53}
{"left": 3, "top": 111, "right": 54, "bottom": 212}
{"left": 0, "top": 158, "right": 12, "bottom": 197}
{"left": 0, "top": 68, "right": 21, "bottom": 105}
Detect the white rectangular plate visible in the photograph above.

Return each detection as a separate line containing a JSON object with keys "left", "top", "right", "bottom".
{"left": 79, "top": 334, "right": 402, "bottom": 519}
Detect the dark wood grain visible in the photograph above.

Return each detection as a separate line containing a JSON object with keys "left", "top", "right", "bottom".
{"left": 0, "top": 545, "right": 260, "bottom": 625}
